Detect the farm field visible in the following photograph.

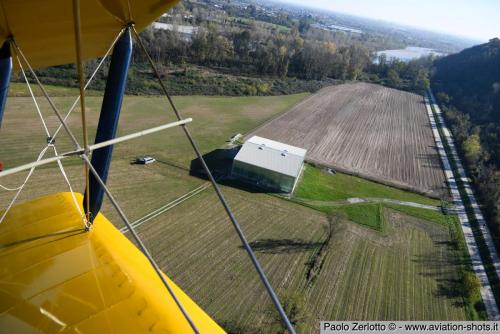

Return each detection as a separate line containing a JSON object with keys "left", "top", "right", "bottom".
{"left": 133, "top": 187, "right": 469, "bottom": 332}
{"left": 1, "top": 90, "right": 475, "bottom": 331}
{"left": 305, "top": 209, "right": 468, "bottom": 325}
{"left": 250, "top": 82, "right": 447, "bottom": 198}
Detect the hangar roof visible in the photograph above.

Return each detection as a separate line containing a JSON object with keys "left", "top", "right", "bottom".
{"left": 234, "top": 136, "right": 306, "bottom": 178}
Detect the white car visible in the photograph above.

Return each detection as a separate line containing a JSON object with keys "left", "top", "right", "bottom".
{"left": 136, "top": 156, "right": 156, "bottom": 165}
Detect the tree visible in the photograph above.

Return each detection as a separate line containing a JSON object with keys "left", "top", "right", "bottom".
{"left": 346, "top": 44, "right": 370, "bottom": 80}
{"left": 463, "top": 271, "right": 481, "bottom": 302}
{"left": 246, "top": 4, "right": 257, "bottom": 17}
{"left": 277, "top": 45, "right": 290, "bottom": 77}
{"left": 387, "top": 69, "right": 400, "bottom": 87}
{"left": 437, "top": 92, "right": 450, "bottom": 104}
{"left": 190, "top": 28, "right": 209, "bottom": 62}
{"left": 233, "top": 30, "right": 251, "bottom": 60}
{"left": 463, "top": 133, "right": 482, "bottom": 164}
{"left": 268, "top": 293, "right": 309, "bottom": 334}
{"left": 413, "top": 69, "right": 430, "bottom": 91}
{"left": 298, "top": 16, "right": 312, "bottom": 34}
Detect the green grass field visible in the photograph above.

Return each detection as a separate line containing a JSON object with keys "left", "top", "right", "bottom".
{"left": 291, "top": 165, "right": 450, "bottom": 230}
{"left": 1, "top": 91, "right": 307, "bottom": 168}
{"left": 342, "top": 203, "right": 384, "bottom": 230}
{"left": 1, "top": 92, "right": 307, "bottom": 224}
{"left": 0, "top": 91, "right": 479, "bottom": 332}
{"left": 295, "top": 165, "right": 440, "bottom": 206}
{"left": 385, "top": 204, "right": 449, "bottom": 226}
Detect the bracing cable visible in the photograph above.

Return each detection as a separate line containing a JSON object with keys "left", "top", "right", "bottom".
{"left": 11, "top": 41, "right": 82, "bottom": 150}
{"left": 0, "top": 31, "right": 123, "bottom": 223}
{"left": 81, "top": 154, "right": 201, "bottom": 334}
{"left": 131, "top": 25, "right": 297, "bottom": 334}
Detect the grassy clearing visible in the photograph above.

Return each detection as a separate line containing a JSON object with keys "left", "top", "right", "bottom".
{"left": 228, "top": 16, "right": 291, "bottom": 33}
{"left": 295, "top": 165, "right": 440, "bottom": 206}
{"left": 1, "top": 92, "right": 307, "bottom": 228}
{"left": 0, "top": 93, "right": 307, "bottom": 169}
{"left": 290, "top": 165, "right": 466, "bottom": 255}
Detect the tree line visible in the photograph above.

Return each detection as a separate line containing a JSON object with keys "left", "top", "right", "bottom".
{"left": 432, "top": 38, "right": 500, "bottom": 246}
{"left": 25, "top": 0, "right": 432, "bottom": 96}
{"left": 134, "top": 25, "right": 372, "bottom": 81}
{"left": 133, "top": 22, "right": 430, "bottom": 93}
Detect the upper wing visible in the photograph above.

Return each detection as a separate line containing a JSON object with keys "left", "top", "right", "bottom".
{"left": 0, "top": 0, "right": 179, "bottom": 69}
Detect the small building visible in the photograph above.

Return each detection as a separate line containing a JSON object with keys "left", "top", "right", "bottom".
{"left": 231, "top": 136, "right": 307, "bottom": 193}
{"left": 152, "top": 22, "right": 198, "bottom": 41}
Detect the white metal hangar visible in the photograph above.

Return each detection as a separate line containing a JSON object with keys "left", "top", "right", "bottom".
{"left": 231, "top": 136, "right": 307, "bottom": 193}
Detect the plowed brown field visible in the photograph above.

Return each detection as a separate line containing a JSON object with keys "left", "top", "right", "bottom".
{"left": 250, "top": 83, "right": 446, "bottom": 197}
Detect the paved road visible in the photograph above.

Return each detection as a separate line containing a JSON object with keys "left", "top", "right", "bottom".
{"left": 425, "top": 91, "right": 500, "bottom": 320}
{"left": 429, "top": 90, "right": 500, "bottom": 280}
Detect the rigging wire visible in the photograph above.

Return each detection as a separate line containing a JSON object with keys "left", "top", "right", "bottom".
{"left": 52, "top": 29, "right": 125, "bottom": 140}
{"left": 0, "top": 53, "right": 87, "bottom": 227}
{"left": 52, "top": 145, "right": 86, "bottom": 225}
{"left": 131, "top": 25, "right": 297, "bottom": 334}
{"left": 72, "top": 0, "right": 91, "bottom": 223}
{"left": 4, "top": 28, "right": 203, "bottom": 334}
{"left": 0, "top": 147, "right": 49, "bottom": 224}
{"left": 0, "top": 32, "right": 122, "bottom": 225}
{"left": 0, "top": 31, "right": 122, "bottom": 193}
{"left": 0, "top": 184, "right": 22, "bottom": 191}
{"left": 11, "top": 41, "right": 82, "bottom": 150}
{"left": 80, "top": 154, "right": 201, "bottom": 334}
{"left": 16, "top": 57, "right": 50, "bottom": 138}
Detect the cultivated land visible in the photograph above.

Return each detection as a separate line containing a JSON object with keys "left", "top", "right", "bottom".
{"left": 1, "top": 89, "right": 475, "bottom": 331}
{"left": 250, "top": 82, "right": 447, "bottom": 197}
{"left": 134, "top": 188, "right": 468, "bottom": 333}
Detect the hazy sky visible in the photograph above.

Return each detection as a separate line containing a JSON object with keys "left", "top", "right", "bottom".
{"left": 280, "top": 0, "right": 499, "bottom": 41}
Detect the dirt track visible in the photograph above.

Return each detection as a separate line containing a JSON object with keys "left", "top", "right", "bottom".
{"left": 249, "top": 83, "right": 446, "bottom": 197}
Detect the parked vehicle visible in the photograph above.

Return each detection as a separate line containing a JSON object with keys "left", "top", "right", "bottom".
{"left": 135, "top": 156, "right": 156, "bottom": 165}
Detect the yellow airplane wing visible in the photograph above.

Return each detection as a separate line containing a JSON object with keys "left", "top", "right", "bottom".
{"left": 0, "top": 0, "right": 180, "bottom": 70}
{"left": 0, "top": 192, "right": 226, "bottom": 333}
